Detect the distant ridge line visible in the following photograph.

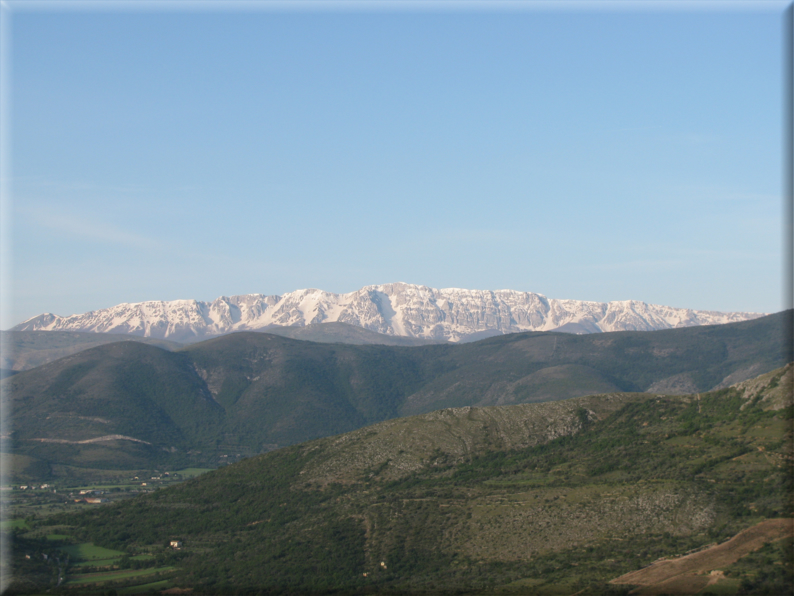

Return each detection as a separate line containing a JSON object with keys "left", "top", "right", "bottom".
{"left": 13, "top": 282, "right": 765, "bottom": 343}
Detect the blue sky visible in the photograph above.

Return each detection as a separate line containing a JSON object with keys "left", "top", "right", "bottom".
{"left": 3, "top": 2, "right": 788, "bottom": 327}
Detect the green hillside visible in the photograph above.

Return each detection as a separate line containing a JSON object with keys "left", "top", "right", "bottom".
{"left": 11, "top": 364, "right": 792, "bottom": 595}
{"left": 397, "top": 309, "right": 792, "bottom": 415}
{"left": 5, "top": 341, "right": 227, "bottom": 471}
{"left": 4, "top": 311, "right": 791, "bottom": 477}
{"left": 255, "top": 321, "right": 444, "bottom": 346}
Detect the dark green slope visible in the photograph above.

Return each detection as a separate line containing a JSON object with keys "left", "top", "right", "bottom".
{"left": 5, "top": 342, "right": 225, "bottom": 469}
{"left": 30, "top": 364, "right": 793, "bottom": 595}
{"left": 5, "top": 311, "right": 791, "bottom": 475}
{"left": 183, "top": 332, "right": 437, "bottom": 448}
{"left": 256, "top": 321, "right": 444, "bottom": 346}
{"left": 397, "top": 309, "right": 792, "bottom": 414}
{"left": 5, "top": 335, "right": 438, "bottom": 472}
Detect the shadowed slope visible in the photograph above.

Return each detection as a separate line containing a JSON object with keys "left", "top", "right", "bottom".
{"left": 255, "top": 322, "right": 444, "bottom": 346}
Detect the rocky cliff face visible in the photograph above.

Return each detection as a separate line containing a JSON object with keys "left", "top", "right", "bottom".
{"left": 14, "top": 282, "right": 764, "bottom": 342}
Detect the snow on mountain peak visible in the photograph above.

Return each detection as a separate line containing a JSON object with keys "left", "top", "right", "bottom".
{"left": 12, "top": 283, "right": 766, "bottom": 343}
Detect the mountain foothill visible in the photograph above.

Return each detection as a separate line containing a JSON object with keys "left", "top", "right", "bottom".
{"left": 3, "top": 309, "right": 791, "bottom": 478}
{"left": 7, "top": 338, "right": 793, "bottom": 595}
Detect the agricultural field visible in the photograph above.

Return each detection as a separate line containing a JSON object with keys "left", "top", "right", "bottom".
{"left": 0, "top": 518, "right": 29, "bottom": 531}
{"left": 65, "top": 566, "right": 175, "bottom": 587}
{"left": 1, "top": 466, "right": 214, "bottom": 594}
{"left": 2, "top": 465, "right": 214, "bottom": 524}
{"left": 6, "top": 530, "right": 181, "bottom": 595}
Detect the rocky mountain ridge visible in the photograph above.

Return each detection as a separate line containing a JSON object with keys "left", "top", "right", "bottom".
{"left": 14, "top": 282, "right": 764, "bottom": 343}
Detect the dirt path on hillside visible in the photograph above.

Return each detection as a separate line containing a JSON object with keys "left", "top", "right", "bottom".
{"left": 610, "top": 518, "right": 793, "bottom": 595}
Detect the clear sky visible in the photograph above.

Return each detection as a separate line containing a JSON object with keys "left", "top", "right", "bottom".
{"left": 2, "top": 1, "right": 788, "bottom": 327}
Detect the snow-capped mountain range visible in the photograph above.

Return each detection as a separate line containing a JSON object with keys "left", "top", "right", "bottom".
{"left": 13, "top": 282, "right": 765, "bottom": 343}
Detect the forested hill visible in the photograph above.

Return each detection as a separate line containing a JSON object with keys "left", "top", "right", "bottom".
{"left": 27, "top": 363, "right": 793, "bottom": 595}
{"left": 4, "top": 310, "right": 791, "bottom": 474}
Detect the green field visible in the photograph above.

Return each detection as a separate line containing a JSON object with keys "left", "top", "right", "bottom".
{"left": 117, "top": 579, "right": 173, "bottom": 594}
{"left": 704, "top": 578, "right": 743, "bottom": 595}
{"left": 66, "top": 566, "right": 174, "bottom": 585}
{"left": 72, "top": 557, "right": 121, "bottom": 568}
{"left": 45, "top": 533, "right": 71, "bottom": 541}
{"left": 61, "top": 542, "right": 126, "bottom": 561}
{"left": 72, "top": 553, "right": 153, "bottom": 568}
{"left": 172, "top": 467, "right": 214, "bottom": 477}
{"left": 0, "top": 519, "right": 29, "bottom": 530}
